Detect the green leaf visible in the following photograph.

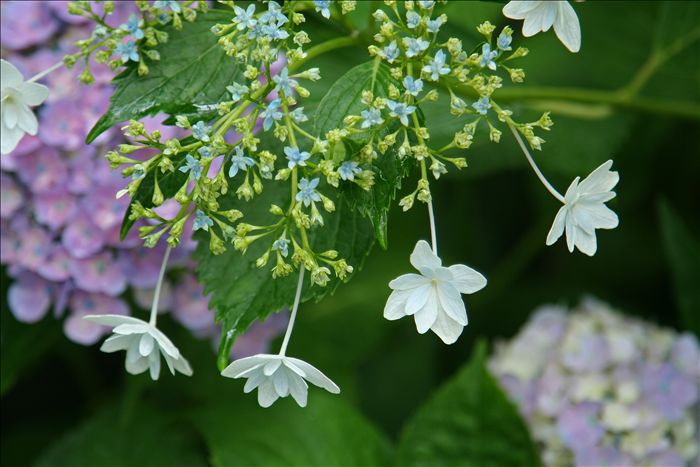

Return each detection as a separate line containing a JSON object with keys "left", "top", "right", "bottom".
{"left": 87, "top": 9, "right": 241, "bottom": 143}
{"left": 119, "top": 153, "right": 188, "bottom": 240}
{"left": 194, "top": 393, "right": 391, "bottom": 466}
{"left": 396, "top": 341, "right": 541, "bottom": 467}
{"left": 34, "top": 404, "right": 206, "bottom": 467}
{"left": 194, "top": 180, "right": 375, "bottom": 370}
{"left": 658, "top": 200, "right": 700, "bottom": 337}
{"left": 314, "top": 60, "right": 413, "bottom": 248}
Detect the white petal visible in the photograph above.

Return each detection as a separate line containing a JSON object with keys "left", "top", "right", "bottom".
{"left": 257, "top": 380, "right": 280, "bottom": 408}
{"left": 15, "top": 104, "right": 38, "bottom": 135}
{"left": 546, "top": 205, "right": 568, "bottom": 246}
{"left": 83, "top": 314, "right": 146, "bottom": 327}
{"left": 263, "top": 358, "right": 282, "bottom": 376}
{"left": 384, "top": 289, "right": 411, "bottom": 320}
{"left": 139, "top": 333, "right": 155, "bottom": 357}
{"left": 572, "top": 202, "right": 618, "bottom": 234}
{"left": 287, "top": 372, "right": 309, "bottom": 407}
{"left": 17, "top": 82, "right": 49, "bottom": 106}
{"left": 405, "top": 284, "right": 431, "bottom": 315}
{"left": 1, "top": 120, "right": 24, "bottom": 154}
{"left": 541, "top": 3, "right": 559, "bottom": 32}
{"left": 162, "top": 351, "right": 176, "bottom": 375}
{"left": 100, "top": 334, "right": 134, "bottom": 353}
{"left": 554, "top": 1, "right": 581, "bottom": 52}
{"left": 447, "top": 264, "right": 487, "bottom": 294}
{"left": 563, "top": 177, "right": 581, "bottom": 204}
{"left": 389, "top": 273, "right": 429, "bottom": 291}
{"left": 149, "top": 350, "right": 161, "bottom": 380}
{"left": 521, "top": 4, "right": 550, "bottom": 36}
{"left": 147, "top": 326, "right": 180, "bottom": 358}
{"left": 244, "top": 371, "right": 266, "bottom": 393}
{"left": 286, "top": 357, "right": 340, "bottom": 394}
{"left": 221, "top": 354, "right": 268, "bottom": 378}
{"left": 410, "top": 240, "right": 441, "bottom": 271}
{"left": 565, "top": 217, "right": 576, "bottom": 252}
{"left": 413, "top": 288, "right": 438, "bottom": 333}
{"left": 0, "top": 60, "right": 24, "bottom": 88}
{"left": 574, "top": 225, "right": 597, "bottom": 256}
{"left": 437, "top": 282, "right": 468, "bottom": 326}
{"left": 577, "top": 160, "right": 618, "bottom": 195}
{"left": 113, "top": 323, "right": 150, "bottom": 336}
{"left": 502, "top": 1, "right": 541, "bottom": 19}
{"left": 125, "top": 355, "right": 149, "bottom": 375}
{"left": 3, "top": 100, "right": 19, "bottom": 128}
{"left": 272, "top": 368, "right": 290, "bottom": 396}
{"left": 430, "top": 309, "right": 464, "bottom": 345}
{"left": 172, "top": 355, "right": 193, "bottom": 376}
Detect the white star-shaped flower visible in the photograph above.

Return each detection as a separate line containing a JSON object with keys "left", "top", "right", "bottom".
{"left": 84, "top": 314, "right": 193, "bottom": 380}
{"left": 221, "top": 354, "right": 340, "bottom": 408}
{"left": 502, "top": 1, "right": 581, "bottom": 53}
{"left": 546, "top": 160, "right": 619, "bottom": 256}
{"left": 384, "top": 240, "right": 487, "bottom": 344}
{"left": 1, "top": 59, "right": 49, "bottom": 154}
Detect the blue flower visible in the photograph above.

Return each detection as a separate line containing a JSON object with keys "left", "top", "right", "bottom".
{"left": 228, "top": 146, "right": 255, "bottom": 178}
{"left": 272, "top": 67, "right": 298, "bottom": 96}
{"left": 261, "top": 99, "right": 283, "bottom": 131}
{"left": 191, "top": 121, "right": 210, "bottom": 142}
{"left": 132, "top": 164, "right": 146, "bottom": 181}
{"left": 233, "top": 4, "right": 257, "bottom": 30}
{"left": 179, "top": 154, "right": 202, "bottom": 181}
{"left": 198, "top": 146, "right": 212, "bottom": 158}
{"left": 479, "top": 43, "right": 498, "bottom": 71}
{"left": 226, "top": 82, "right": 249, "bottom": 101}
{"left": 406, "top": 11, "right": 421, "bottom": 29}
{"left": 427, "top": 16, "right": 445, "bottom": 33}
{"left": 284, "top": 146, "right": 311, "bottom": 169}
{"left": 154, "top": 0, "right": 181, "bottom": 13}
{"left": 497, "top": 31, "right": 513, "bottom": 51}
{"left": 387, "top": 100, "right": 416, "bottom": 127}
{"left": 296, "top": 178, "right": 321, "bottom": 207}
{"left": 360, "top": 108, "right": 384, "bottom": 129}
{"left": 339, "top": 161, "right": 362, "bottom": 181}
{"left": 403, "top": 76, "right": 424, "bottom": 96}
{"left": 422, "top": 49, "right": 450, "bottom": 81}
{"left": 314, "top": 0, "right": 331, "bottom": 19}
{"left": 272, "top": 238, "right": 290, "bottom": 257}
{"left": 120, "top": 15, "right": 144, "bottom": 39}
{"left": 378, "top": 41, "right": 400, "bottom": 63}
{"left": 262, "top": 22, "right": 289, "bottom": 40}
{"left": 290, "top": 107, "right": 308, "bottom": 123}
{"left": 472, "top": 97, "right": 491, "bottom": 115}
{"left": 115, "top": 41, "right": 139, "bottom": 63}
{"left": 260, "top": 1, "right": 287, "bottom": 26}
{"left": 418, "top": 0, "right": 435, "bottom": 9}
{"left": 193, "top": 209, "right": 214, "bottom": 232}
{"left": 403, "top": 37, "right": 429, "bottom": 58}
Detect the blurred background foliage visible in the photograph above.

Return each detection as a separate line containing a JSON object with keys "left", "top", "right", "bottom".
{"left": 2, "top": 1, "right": 699, "bottom": 465}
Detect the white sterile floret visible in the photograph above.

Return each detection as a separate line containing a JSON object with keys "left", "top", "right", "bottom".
{"left": 384, "top": 240, "right": 487, "bottom": 344}
{"left": 502, "top": 1, "right": 581, "bottom": 53}
{"left": 1, "top": 59, "right": 49, "bottom": 154}
{"left": 221, "top": 354, "right": 340, "bottom": 408}
{"left": 83, "top": 314, "right": 193, "bottom": 380}
{"left": 546, "top": 160, "right": 619, "bottom": 256}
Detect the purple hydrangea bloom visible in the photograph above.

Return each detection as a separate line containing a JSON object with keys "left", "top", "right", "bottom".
{"left": 8, "top": 272, "right": 53, "bottom": 323}
{"left": 556, "top": 402, "right": 604, "bottom": 451}
{"left": 0, "top": 1, "right": 59, "bottom": 50}
{"left": 641, "top": 362, "right": 698, "bottom": 421}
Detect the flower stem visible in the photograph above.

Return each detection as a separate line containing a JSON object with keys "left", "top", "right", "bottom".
{"left": 427, "top": 199, "right": 438, "bottom": 256}
{"left": 149, "top": 246, "right": 172, "bottom": 326}
{"left": 288, "top": 36, "right": 359, "bottom": 73}
{"left": 278, "top": 265, "right": 305, "bottom": 356}
{"left": 508, "top": 124, "right": 565, "bottom": 204}
{"left": 27, "top": 61, "right": 64, "bottom": 83}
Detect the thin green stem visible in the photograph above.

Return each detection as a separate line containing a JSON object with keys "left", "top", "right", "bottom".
{"left": 149, "top": 246, "right": 172, "bottom": 326}
{"left": 278, "top": 266, "right": 305, "bottom": 356}
{"left": 289, "top": 36, "right": 359, "bottom": 73}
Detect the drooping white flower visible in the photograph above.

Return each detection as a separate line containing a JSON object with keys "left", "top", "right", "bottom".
{"left": 384, "top": 240, "right": 487, "bottom": 344}
{"left": 502, "top": 1, "right": 581, "bottom": 53}
{"left": 221, "top": 354, "right": 340, "bottom": 407}
{"left": 546, "top": 160, "right": 619, "bottom": 256}
{"left": 83, "top": 314, "right": 193, "bottom": 380}
{"left": 1, "top": 59, "right": 49, "bottom": 154}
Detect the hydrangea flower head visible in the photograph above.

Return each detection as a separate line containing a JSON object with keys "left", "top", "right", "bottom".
{"left": 1, "top": 59, "right": 49, "bottom": 154}
{"left": 384, "top": 240, "right": 487, "bottom": 344}
{"left": 503, "top": 1, "right": 581, "bottom": 52}
{"left": 83, "top": 314, "right": 193, "bottom": 380}
{"left": 546, "top": 160, "right": 619, "bottom": 256}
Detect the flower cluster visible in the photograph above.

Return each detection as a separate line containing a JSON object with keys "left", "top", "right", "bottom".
{"left": 1, "top": 3, "right": 285, "bottom": 360}
{"left": 489, "top": 299, "right": 700, "bottom": 466}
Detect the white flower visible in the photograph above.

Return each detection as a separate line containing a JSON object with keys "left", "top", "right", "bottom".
{"left": 546, "top": 160, "right": 619, "bottom": 256}
{"left": 384, "top": 240, "right": 487, "bottom": 344}
{"left": 1, "top": 59, "right": 49, "bottom": 154}
{"left": 83, "top": 314, "right": 193, "bottom": 380}
{"left": 221, "top": 354, "right": 340, "bottom": 408}
{"left": 502, "top": 1, "right": 581, "bottom": 53}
